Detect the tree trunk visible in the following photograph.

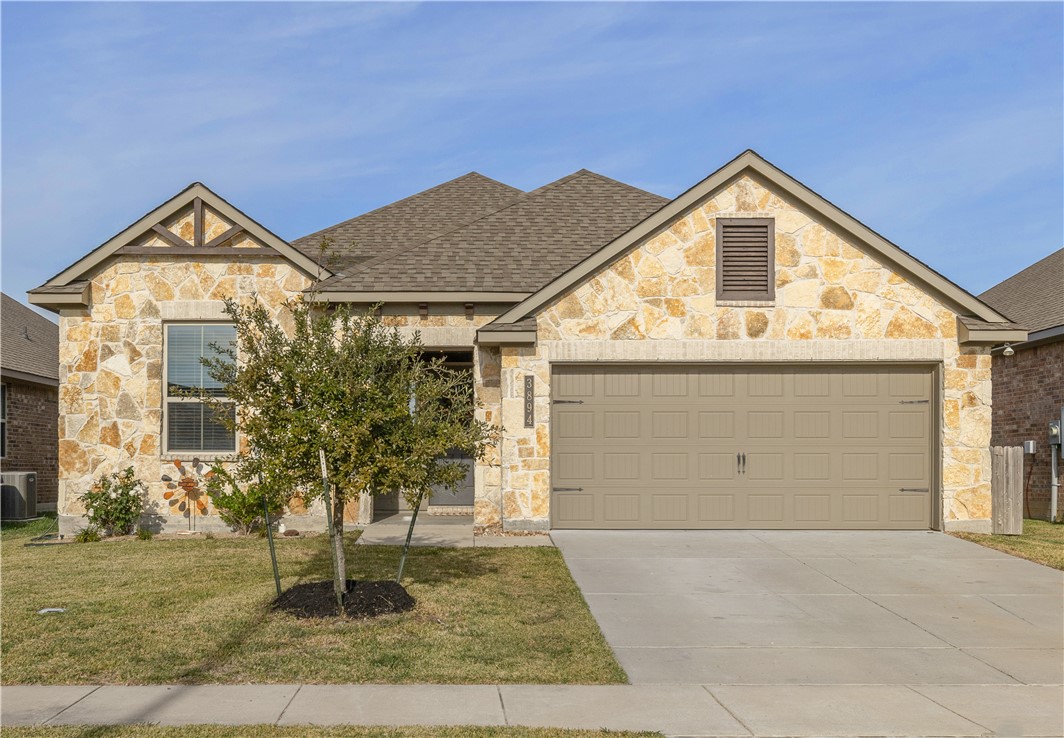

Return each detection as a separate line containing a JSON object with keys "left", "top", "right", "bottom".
{"left": 332, "top": 493, "right": 347, "bottom": 600}
{"left": 319, "top": 450, "right": 345, "bottom": 609}
{"left": 396, "top": 488, "right": 426, "bottom": 583}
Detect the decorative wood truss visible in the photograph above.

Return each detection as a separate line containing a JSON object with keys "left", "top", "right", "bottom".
{"left": 117, "top": 197, "right": 259, "bottom": 256}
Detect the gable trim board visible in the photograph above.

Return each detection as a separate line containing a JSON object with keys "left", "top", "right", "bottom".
{"left": 29, "top": 182, "right": 328, "bottom": 312}
{"left": 489, "top": 150, "right": 1012, "bottom": 337}
{"left": 306, "top": 291, "right": 532, "bottom": 304}
{"left": 957, "top": 317, "right": 1029, "bottom": 345}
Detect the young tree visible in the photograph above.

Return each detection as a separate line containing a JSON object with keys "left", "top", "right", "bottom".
{"left": 202, "top": 295, "right": 495, "bottom": 605}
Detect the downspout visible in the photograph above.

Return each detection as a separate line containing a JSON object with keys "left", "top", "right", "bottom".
{"left": 1050, "top": 416, "right": 1061, "bottom": 523}
{"left": 1051, "top": 449, "right": 1059, "bottom": 523}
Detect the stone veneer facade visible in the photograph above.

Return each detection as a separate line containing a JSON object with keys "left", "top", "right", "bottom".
{"left": 55, "top": 177, "right": 996, "bottom": 534}
{"left": 55, "top": 198, "right": 506, "bottom": 531}
{"left": 484, "top": 175, "right": 992, "bottom": 532}
{"left": 56, "top": 254, "right": 312, "bottom": 528}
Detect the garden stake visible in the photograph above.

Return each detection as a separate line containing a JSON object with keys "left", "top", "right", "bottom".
{"left": 320, "top": 449, "right": 344, "bottom": 609}
{"left": 260, "top": 473, "right": 282, "bottom": 598}
{"left": 396, "top": 488, "right": 427, "bottom": 583}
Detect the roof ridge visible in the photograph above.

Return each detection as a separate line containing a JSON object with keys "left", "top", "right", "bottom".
{"left": 326, "top": 170, "right": 619, "bottom": 284}
{"left": 578, "top": 169, "right": 669, "bottom": 203}
{"left": 293, "top": 172, "right": 522, "bottom": 247}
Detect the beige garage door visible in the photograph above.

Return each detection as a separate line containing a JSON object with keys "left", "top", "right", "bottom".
{"left": 551, "top": 365, "right": 933, "bottom": 530}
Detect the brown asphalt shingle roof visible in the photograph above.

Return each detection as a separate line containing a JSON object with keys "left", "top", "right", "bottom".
{"left": 979, "top": 248, "right": 1064, "bottom": 333}
{"left": 291, "top": 172, "right": 524, "bottom": 271}
{"left": 1, "top": 293, "right": 59, "bottom": 382}
{"left": 313, "top": 170, "right": 667, "bottom": 294}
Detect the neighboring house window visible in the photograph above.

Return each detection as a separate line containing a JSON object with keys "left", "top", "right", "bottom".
{"left": 0, "top": 383, "right": 7, "bottom": 458}
{"left": 716, "top": 217, "right": 775, "bottom": 301}
{"left": 164, "top": 324, "right": 236, "bottom": 453}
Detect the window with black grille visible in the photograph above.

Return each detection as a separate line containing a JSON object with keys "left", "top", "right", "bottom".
{"left": 716, "top": 218, "right": 775, "bottom": 301}
{"left": 164, "top": 324, "right": 236, "bottom": 453}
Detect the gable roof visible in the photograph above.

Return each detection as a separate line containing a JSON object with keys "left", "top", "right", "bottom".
{"left": 1, "top": 293, "right": 59, "bottom": 384}
{"left": 29, "top": 182, "right": 327, "bottom": 308}
{"left": 979, "top": 248, "right": 1064, "bottom": 335}
{"left": 313, "top": 170, "right": 667, "bottom": 297}
{"left": 292, "top": 172, "right": 524, "bottom": 270}
{"left": 490, "top": 150, "right": 1012, "bottom": 328}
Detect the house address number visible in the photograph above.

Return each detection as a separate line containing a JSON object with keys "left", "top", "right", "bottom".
{"left": 524, "top": 375, "right": 534, "bottom": 428}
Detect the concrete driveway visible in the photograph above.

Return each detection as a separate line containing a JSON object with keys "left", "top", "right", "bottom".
{"left": 553, "top": 530, "right": 1064, "bottom": 687}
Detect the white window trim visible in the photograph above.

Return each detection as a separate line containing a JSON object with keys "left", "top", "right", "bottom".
{"left": 161, "top": 322, "right": 238, "bottom": 458}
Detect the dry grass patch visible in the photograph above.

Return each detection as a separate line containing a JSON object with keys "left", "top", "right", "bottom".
{"left": 951, "top": 519, "right": 1064, "bottom": 570}
{"left": 1, "top": 520, "right": 624, "bottom": 685}
{"left": 2, "top": 727, "right": 660, "bottom": 738}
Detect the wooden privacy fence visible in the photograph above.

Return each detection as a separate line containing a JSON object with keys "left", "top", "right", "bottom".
{"left": 991, "top": 446, "right": 1023, "bottom": 535}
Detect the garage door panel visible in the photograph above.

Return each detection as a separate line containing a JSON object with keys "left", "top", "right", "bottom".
{"left": 699, "top": 411, "right": 736, "bottom": 438}
{"left": 699, "top": 494, "right": 736, "bottom": 522}
{"left": 698, "top": 373, "right": 736, "bottom": 397}
{"left": 555, "top": 410, "right": 595, "bottom": 439}
{"left": 699, "top": 453, "right": 737, "bottom": 480}
{"left": 551, "top": 365, "right": 932, "bottom": 530}
{"left": 652, "top": 411, "right": 689, "bottom": 438}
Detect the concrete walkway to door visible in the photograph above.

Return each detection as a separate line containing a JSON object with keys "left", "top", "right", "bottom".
{"left": 553, "top": 529, "right": 1063, "bottom": 731}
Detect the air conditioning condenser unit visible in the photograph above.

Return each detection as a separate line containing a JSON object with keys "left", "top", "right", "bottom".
{"left": 1, "top": 472, "right": 37, "bottom": 519}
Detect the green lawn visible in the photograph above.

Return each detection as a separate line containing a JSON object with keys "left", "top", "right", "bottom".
{"left": 1, "top": 518, "right": 624, "bottom": 685}
{"left": 951, "top": 519, "right": 1064, "bottom": 570}
{"left": 2, "top": 728, "right": 660, "bottom": 738}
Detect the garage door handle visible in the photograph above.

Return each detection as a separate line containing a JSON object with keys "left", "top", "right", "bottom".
{"left": 899, "top": 400, "right": 930, "bottom": 404}
{"left": 553, "top": 400, "right": 584, "bottom": 405}
{"left": 899, "top": 488, "right": 929, "bottom": 493}
{"left": 553, "top": 487, "right": 584, "bottom": 492}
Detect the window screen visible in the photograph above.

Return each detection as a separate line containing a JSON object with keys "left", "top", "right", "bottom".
{"left": 165, "top": 324, "right": 236, "bottom": 452}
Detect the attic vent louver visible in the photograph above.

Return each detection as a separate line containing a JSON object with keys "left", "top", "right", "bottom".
{"left": 716, "top": 218, "right": 775, "bottom": 301}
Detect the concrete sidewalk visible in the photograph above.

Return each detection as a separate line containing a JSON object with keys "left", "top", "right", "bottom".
{"left": 4, "top": 683, "right": 1062, "bottom": 736}
{"left": 355, "top": 513, "right": 553, "bottom": 548}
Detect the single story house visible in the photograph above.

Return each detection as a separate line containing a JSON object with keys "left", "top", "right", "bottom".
{"left": 980, "top": 248, "right": 1063, "bottom": 521}
{"left": 1, "top": 292, "right": 60, "bottom": 511}
{"left": 30, "top": 150, "right": 1026, "bottom": 535}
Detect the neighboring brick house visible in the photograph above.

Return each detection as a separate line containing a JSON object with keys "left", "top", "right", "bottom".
{"left": 1, "top": 293, "right": 60, "bottom": 510}
{"left": 980, "top": 248, "right": 1064, "bottom": 521}
{"left": 30, "top": 151, "right": 1025, "bottom": 535}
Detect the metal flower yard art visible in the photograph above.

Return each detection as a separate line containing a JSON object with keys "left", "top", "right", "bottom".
{"left": 162, "top": 458, "right": 212, "bottom": 532}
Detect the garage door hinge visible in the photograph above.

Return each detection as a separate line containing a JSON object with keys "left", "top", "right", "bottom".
{"left": 898, "top": 400, "right": 930, "bottom": 404}
{"left": 553, "top": 400, "right": 585, "bottom": 405}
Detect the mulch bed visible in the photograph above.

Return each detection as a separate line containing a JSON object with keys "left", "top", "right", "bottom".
{"left": 273, "top": 579, "right": 415, "bottom": 619}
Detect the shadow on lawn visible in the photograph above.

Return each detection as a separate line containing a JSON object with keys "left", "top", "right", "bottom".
{"left": 167, "top": 533, "right": 499, "bottom": 682}
{"left": 294, "top": 533, "right": 501, "bottom": 588}
{"left": 25, "top": 729, "right": 138, "bottom": 738}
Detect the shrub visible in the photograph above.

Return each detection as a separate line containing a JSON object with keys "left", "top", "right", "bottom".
{"left": 74, "top": 525, "right": 102, "bottom": 543}
{"left": 136, "top": 526, "right": 154, "bottom": 541}
{"left": 205, "top": 465, "right": 285, "bottom": 535}
{"left": 80, "top": 467, "right": 147, "bottom": 536}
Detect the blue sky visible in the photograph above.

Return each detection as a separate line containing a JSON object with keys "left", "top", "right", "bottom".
{"left": 3, "top": 2, "right": 1061, "bottom": 317}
